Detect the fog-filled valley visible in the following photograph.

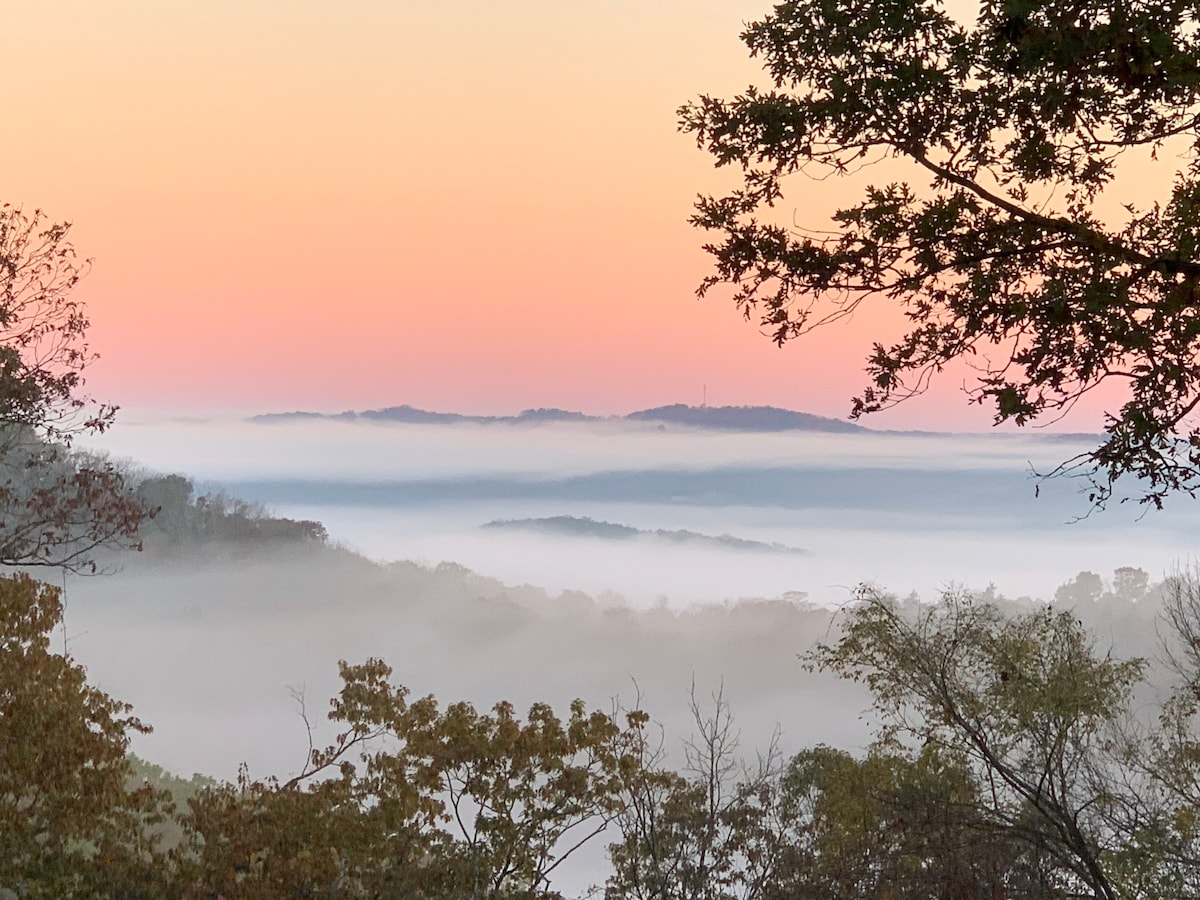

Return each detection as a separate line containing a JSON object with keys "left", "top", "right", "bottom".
{"left": 68, "top": 412, "right": 1197, "bottom": 786}
{"left": 82, "top": 413, "right": 1200, "bottom": 607}
{"left": 47, "top": 412, "right": 1188, "bottom": 894}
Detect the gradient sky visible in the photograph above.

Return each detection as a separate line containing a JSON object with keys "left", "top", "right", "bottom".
{"left": 0, "top": 2, "right": 1129, "bottom": 429}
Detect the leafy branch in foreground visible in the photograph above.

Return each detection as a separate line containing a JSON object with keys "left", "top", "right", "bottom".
{"left": 180, "top": 659, "right": 649, "bottom": 899}
{"left": 808, "top": 585, "right": 1200, "bottom": 899}
{"left": 683, "top": 0, "right": 1200, "bottom": 508}
{"left": 0, "top": 573, "right": 170, "bottom": 897}
{"left": 0, "top": 205, "right": 143, "bottom": 569}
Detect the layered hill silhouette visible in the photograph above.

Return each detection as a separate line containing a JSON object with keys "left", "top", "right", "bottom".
{"left": 251, "top": 403, "right": 865, "bottom": 433}
{"left": 482, "top": 515, "right": 807, "bottom": 555}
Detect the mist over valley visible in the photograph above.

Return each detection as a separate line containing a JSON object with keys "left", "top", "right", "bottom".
{"left": 83, "top": 409, "right": 1198, "bottom": 605}
{"left": 68, "top": 408, "right": 1197, "bottom": 789}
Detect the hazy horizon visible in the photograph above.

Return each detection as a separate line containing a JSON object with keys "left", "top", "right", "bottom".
{"left": 63, "top": 411, "right": 1192, "bottom": 895}
{"left": 77, "top": 413, "right": 1196, "bottom": 607}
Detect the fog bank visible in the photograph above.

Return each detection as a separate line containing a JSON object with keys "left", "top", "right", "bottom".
{"left": 79, "top": 416, "right": 1199, "bottom": 605}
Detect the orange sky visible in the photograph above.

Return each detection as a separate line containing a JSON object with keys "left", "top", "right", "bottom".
{"left": 0, "top": 2, "right": 1130, "bottom": 429}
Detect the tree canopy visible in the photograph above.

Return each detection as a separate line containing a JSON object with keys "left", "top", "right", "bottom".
{"left": 0, "top": 206, "right": 142, "bottom": 569}
{"left": 15, "top": 551, "right": 1200, "bottom": 896}
{"left": 0, "top": 573, "right": 169, "bottom": 897}
{"left": 681, "top": 0, "right": 1200, "bottom": 507}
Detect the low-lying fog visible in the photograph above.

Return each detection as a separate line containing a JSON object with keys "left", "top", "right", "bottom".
{"left": 85, "top": 415, "right": 1199, "bottom": 605}
{"left": 64, "top": 414, "right": 1194, "bottom": 892}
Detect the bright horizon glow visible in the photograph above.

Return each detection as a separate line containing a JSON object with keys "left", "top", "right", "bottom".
{"left": 0, "top": 3, "right": 1142, "bottom": 432}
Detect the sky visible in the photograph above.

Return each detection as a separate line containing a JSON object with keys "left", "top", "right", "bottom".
{"left": 0, "top": 2, "right": 1129, "bottom": 429}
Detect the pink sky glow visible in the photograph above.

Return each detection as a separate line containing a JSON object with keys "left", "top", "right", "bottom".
{"left": 1, "top": 2, "right": 1135, "bottom": 431}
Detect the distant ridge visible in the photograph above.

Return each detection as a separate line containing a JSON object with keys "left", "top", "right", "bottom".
{"left": 250, "top": 404, "right": 865, "bottom": 433}
{"left": 482, "top": 515, "right": 807, "bottom": 555}
{"left": 626, "top": 404, "right": 865, "bottom": 433}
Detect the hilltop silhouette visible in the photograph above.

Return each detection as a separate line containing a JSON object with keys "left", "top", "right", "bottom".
{"left": 251, "top": 403, "right": 865, "bottom": 433}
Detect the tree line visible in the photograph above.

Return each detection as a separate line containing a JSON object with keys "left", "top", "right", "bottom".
{"left": 11, "top": 567, "right": 1200, "bottom": 899}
